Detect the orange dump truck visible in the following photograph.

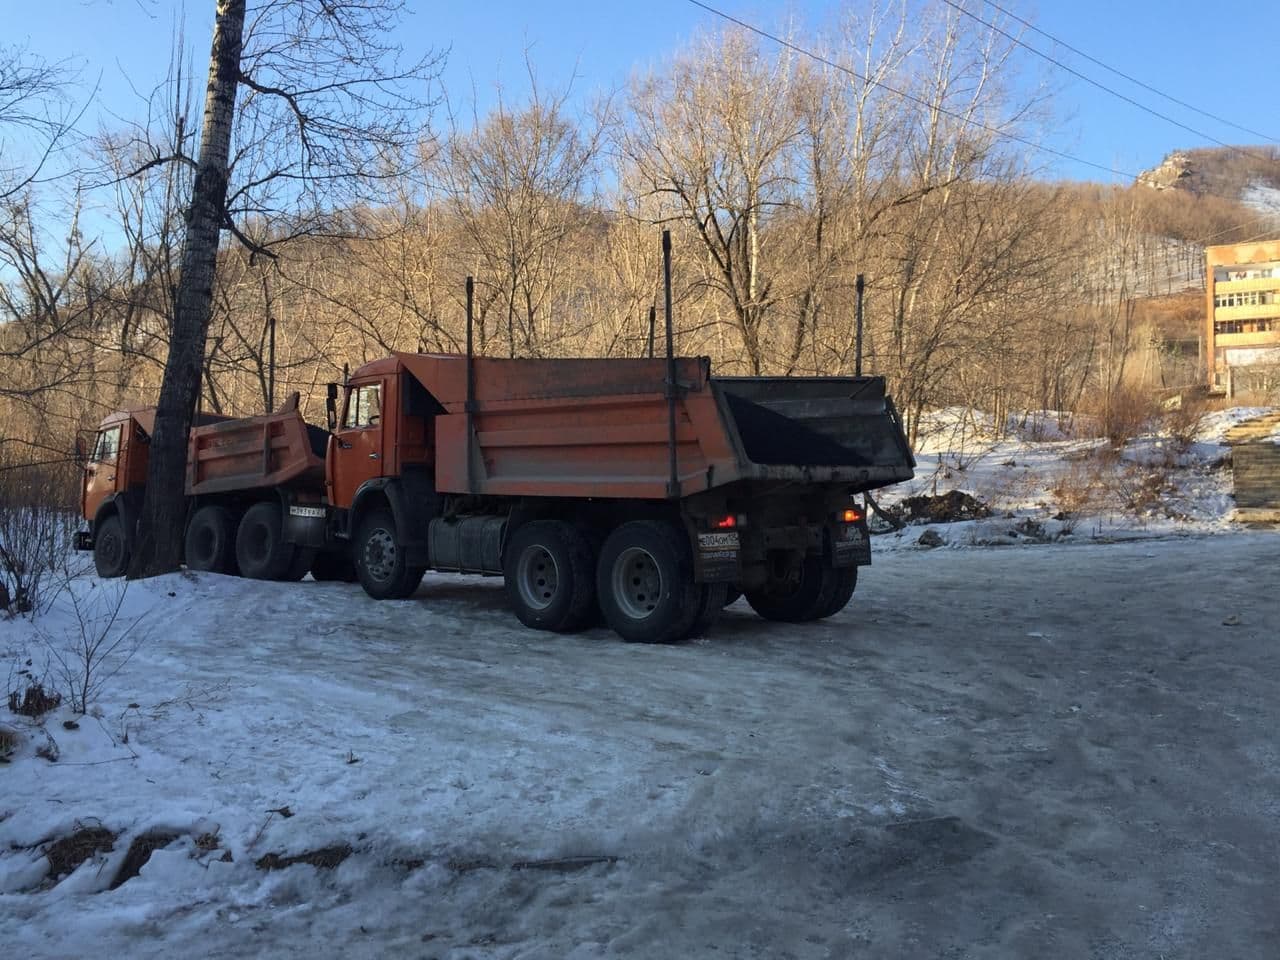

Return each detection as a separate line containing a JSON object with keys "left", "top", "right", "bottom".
{"left": 78, "top": 353, "right": 914, "bottom": 642}
{"left": 76, "top": 394, "right": 344, "bottom": 583}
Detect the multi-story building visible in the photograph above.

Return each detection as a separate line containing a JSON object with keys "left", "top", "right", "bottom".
{"left": 1206, "top": 241, "right": 1280, "bottom": 395}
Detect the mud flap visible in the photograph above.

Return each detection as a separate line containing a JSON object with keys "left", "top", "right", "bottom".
{"left": 829, "top": 520, "right": 871, "bottom": 567}
{"left": 695, "top": 530, "right": 740, "bottom": 582}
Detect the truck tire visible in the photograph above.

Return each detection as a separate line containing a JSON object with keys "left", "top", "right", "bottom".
{"left": 815, "top": 566, "right": 857, "bottom": 619}
{"left": 236, "top": 502, "right": 294, "bottom": 580}
{"left": 688, "top": 582, "right": 729, "bottom": 638}
{"left": 310, "top": 549, "right": 357, "bottom": 583}
{"left": 745, "top": 555, "right": 843, "bottom": 623}
{"left": 184, "top": 505, "right": 236, "bottom": 574}
{"left": 504, "top": 520, "right": 596, "bottom": 633}
{"left": 596, "top": 520, "right": 701, "bottom": 644}
{"left": 93, "top": 514, "right": 129, "bottom": 579}
{"left": 354, "top": 508, "right": 424, "bottom": 600}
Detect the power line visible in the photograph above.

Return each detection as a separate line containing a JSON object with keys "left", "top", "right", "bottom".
{"left": 682, "top": 0, "right": 1138, "bottom": 181}
{"left": 940, "top": 0, "right": 1279, "bottom": 167}
{"left": 975, "top": 0, "right": 1278, "bottom": 144}
{"left": 681, "top": 0, "right": 1280, "bottom": 211}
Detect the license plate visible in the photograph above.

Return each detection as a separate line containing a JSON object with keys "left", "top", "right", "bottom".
{"left": 289, "top": 505, "right": 326, "bottom": 519}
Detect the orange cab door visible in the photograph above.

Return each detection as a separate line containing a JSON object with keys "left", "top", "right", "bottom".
{"left": 83, "top": 425, "right": 123, "bottom": 522}
{"left": 330, "top": 379, "right": 386, "bottom": 508}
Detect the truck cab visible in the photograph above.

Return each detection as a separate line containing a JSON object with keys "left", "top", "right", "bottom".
{"left": 327, "top": 358, "right": 438, "bottom": 512}
{"left": 76, "top": 410, "right": 154, "bottom": 574}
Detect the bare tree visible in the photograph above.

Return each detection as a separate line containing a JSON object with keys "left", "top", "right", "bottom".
{"left": 434, "top": 67, "right": 606, "bottom": 357}
{"left": 127, "top": 0, "right": 443, "bottom": 577}
{"left": 622, "top": 28, "right": 802, "bottom": 374}
{"left": 0, "top": 44, "right": 79, "bottom": 201}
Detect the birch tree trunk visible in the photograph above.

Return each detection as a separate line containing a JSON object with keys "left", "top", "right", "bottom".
{"left": 128, "top": 0, "right": 244, "bottom": 578}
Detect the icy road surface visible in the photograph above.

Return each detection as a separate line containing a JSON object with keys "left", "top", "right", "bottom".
{"left": 3, "top": 532, "right": 1279, "bottom": 959}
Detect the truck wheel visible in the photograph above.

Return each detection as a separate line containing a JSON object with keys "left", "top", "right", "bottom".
{"left": 184, "top": 505, "right": 236, "bottom": 574}
{"left": 745, "top": 555, "right": 841, "bottom": 623}
{"left": 689, "top": 582, "right": 729, "bottom": 638}
{"left": 354, "top": 508, "right": 424, "bottom": 599}
{"left": 93, "top": 515, "right": 129, "bottom": 579}
{"left": 504, "top": 520, "right": 596, "bottom": 633}
{"left": 310, "top": 549, "right": 357, "bottom": 583}
{"left": 236, "top": 502, "right": 293, "bottom": 580}
{"left": 597, "top": 520, "right": 701, "bottom": 643}
{"left": 816, "top": 566, "right": 857, "bottom": 619}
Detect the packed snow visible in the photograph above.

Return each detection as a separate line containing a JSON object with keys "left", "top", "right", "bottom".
{"left": 2, "top": 407, "right": 1279, "bottom": 959}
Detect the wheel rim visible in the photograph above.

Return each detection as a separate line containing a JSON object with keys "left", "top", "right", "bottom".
{"left": 612, "top": 546, "right": 663, "bottom": 620}
{"left": 766, "top": 554, "right": 807, "bottom": 597}
{"left": 364, "top": 527, "right": 396, "bottom": 582}
{"left": 515, "top": 544, "right": 559, "bottom": 611}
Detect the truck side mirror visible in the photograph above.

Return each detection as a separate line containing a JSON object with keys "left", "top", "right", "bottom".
{"left": 325, "top": 382, "right": 338, "bottom": 432}
{"left": 74, "top": 435, "right": 88, "bottom": 465}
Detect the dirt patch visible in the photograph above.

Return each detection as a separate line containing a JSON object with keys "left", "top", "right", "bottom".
{"left": 8, "top": 683, "right": 61, "bottom": 718}
{"left": 256, "top": 843, "right": 353, "bottom": 871}
{"left": 109, "top": 830, "right": 181, "bottom": 889}
{"left": 43, "top": 824, "right": 117, "bottom": 883}
{"left": 0, "top": 725, "right": 17, "bottom": 761}
{"left": 890, "top": 491, "right": 991, "bottom": 525}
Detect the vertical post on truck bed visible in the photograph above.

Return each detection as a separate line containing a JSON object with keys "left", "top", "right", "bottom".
{"left": 648, "top": 304, "right": 656, "bottom": 359}
{"left": 855, "top": 273, "right": 865, "bottom": 377}
{"left": 465, "top": 275, "right": 477, "bottom": 495}
{"left": 268, "top": 312, "right": 276, "bottom": 411}
{"left": 662, "top": 230, "right": 678, "bottom": 498}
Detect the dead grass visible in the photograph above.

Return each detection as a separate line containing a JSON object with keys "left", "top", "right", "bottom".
{"left": 1161, "top": 391, "right": 1210, "bottom": 451}
{"left": 1082, "top": 385, "right": 1163, "bottom": 450}
{"left": 8, "top": 682, "right": 61, "bottom": 718}
{"left": 109, "top": 830, "right": 180, "bottom": 889}
{"left": 0, "top": 724, "right": 17, "bottom": 760}
{"left": 43, "top": 823, "right": 117, "bottom": 883}
{"left": 256, "top": 843, "right": 353, "bottom": 871}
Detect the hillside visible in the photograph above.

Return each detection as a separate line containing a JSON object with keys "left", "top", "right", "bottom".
{"left": 1136, "top": 145, "right": 1280, "bottom": 208}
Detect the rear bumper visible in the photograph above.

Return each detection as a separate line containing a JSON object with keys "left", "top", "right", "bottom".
{"left": 74, "top": 530, "right": 94, "bottom": 552}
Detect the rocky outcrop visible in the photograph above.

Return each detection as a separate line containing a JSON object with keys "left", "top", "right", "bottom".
{"left": 1136, "top": 151, "right": 1203, "bottom": 193}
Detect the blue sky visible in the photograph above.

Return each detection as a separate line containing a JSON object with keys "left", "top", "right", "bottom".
{"left": 11, "top": 0, "right": 1279, "bottom": 185}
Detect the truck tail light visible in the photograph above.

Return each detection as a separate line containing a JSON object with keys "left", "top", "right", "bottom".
{"left": 714, "top": 514, "right": 736, "bottom": 529}
{"left": 840, "top": 508, "right": 863, "bottom": 524}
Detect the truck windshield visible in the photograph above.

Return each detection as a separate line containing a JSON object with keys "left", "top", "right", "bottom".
{"left": 92, "top": 427, "right": 121, "bottom": 462}
{"left": 344, "top": 384, "right": 381, "bottom": 428}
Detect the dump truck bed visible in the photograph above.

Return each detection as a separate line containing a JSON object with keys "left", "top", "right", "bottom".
{"left": 186, "top": 400, "right": 327, "bottom": 497}
{"left": 393, "top": 353, "right": 914, "bottom": 500}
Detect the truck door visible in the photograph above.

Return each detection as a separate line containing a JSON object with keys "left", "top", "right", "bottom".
{"left": 83, "top": 425, "right": 123, "bottom": 521}
{"left": 330, "top": 379, "right": 386, "bottom": 508}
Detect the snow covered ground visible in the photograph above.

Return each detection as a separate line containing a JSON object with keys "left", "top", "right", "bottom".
{"left": 870, "top": 405, "right": 1272, "bottom": 551}
{"left": 2, "top": 410, "right": 1279, "bottom": 959}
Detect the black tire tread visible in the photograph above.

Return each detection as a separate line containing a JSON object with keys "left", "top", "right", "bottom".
{"left": 597, "top": 519, "right": 701, "bottom": 644}
{"left": 503, "top": 520, "right": 596, "bottom": 633}
{"left": 184, "top": 504, "right": 236, "bottom": 574}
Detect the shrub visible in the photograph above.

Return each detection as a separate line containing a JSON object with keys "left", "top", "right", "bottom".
{"left": 0, "top": 452, "right": 81, "bottom": 618}
{"left": 1081, "top": 385, "right": 1162, "bottom": 451}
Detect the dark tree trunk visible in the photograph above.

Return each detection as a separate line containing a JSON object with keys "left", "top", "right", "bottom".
{"left": 128, "top": 0, "right": 245, "bottom": 578}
